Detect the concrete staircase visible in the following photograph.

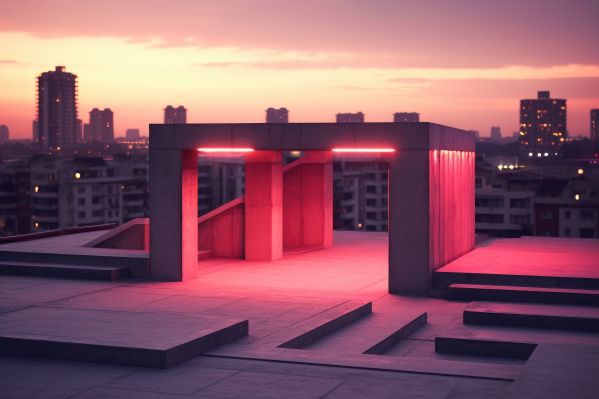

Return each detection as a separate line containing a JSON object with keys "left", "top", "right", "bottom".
{"left": 434, "top": 269, "right": 599, "bottom": 306}
{"left": 0, "top": 250, "right": 146, "bottom": 281}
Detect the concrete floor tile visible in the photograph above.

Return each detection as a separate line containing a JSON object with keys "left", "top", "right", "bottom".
{"left": 108, "top": 365, "right": 237, "bottom": 394}
{"left": 323, "top": 376, "right": 451, "bottom": 399}
{"left": 0, "top": 360, "right": 130, "bottom": 399}
{"left": 70, "top": 386, "right": 187, "bottom": 398}
{"left": 199, "top": 370, "right": 342, "bottom": 399}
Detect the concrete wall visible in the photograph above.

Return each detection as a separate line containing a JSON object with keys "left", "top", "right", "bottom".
{"left": 429, "top": 150, "right": 475, "bottom": 271}
{"left": 198, "top": 198, "right": 244, "bottom": 258}
{"left": 283, "top": 151, "right": 333, "bottom": 249}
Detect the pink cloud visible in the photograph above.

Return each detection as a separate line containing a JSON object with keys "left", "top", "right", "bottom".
{"left": 1, "top": 0, "right": 598, "bottom": 68}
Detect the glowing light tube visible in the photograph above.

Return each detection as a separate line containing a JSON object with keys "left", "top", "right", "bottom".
{"left": 197, "top": 148, "right": 255, "bottom": 153}
{"left": 332, "top": 148, "right": 396, "bottom": 153}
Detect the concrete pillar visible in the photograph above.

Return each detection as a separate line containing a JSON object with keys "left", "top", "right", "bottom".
{"left": 245, "top": 151, "right": 283, "bottom": 261}
{"left": 388, "top": 149, "right": 430, "bottom": 295}
{"left": 149, "top": 149, "right": 198, "bottom": 281}
{"left": 283, "top": 151, "right": 333, "bottom": 249}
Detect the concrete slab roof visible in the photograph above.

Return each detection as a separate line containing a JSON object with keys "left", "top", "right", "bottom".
{"left": 149, "top": 122, "right": 475, "bottom": 152}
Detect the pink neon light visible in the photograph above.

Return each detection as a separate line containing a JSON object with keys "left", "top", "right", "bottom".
{"left": 197, "top": 148, "right": 255, "bottom": 153}
{"left": 332, "top": 148, "right": 396, "bottom": 153}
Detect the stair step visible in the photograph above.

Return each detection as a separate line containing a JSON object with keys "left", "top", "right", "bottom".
{"left": 302, "top": 310, "right": 427, "bottom": 354}
{"left": 464, "top": 302, "right": 599, "bottom": 332}
{"left": 0, "top": 260, "right": 129, "bottom": 281}
{"left": 276, "top": 301, "right": 372, "bottom": 349}
{"left": 448, "top": 283, "right": 599, "bottom": 306}
{"left": 433, "top": 271, "right": 599, "bottom": 290}
{"left": 435, "top": 336, "right": 536, "bottom": 360}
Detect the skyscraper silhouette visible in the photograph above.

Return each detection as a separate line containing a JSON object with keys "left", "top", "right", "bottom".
{"left": 88, "top": 108, "right": 114, "bottom": 142}
{"left": 164, "top": 106, "right": 187, "bottom": 124}
{"left": 266, "top": 108, "right": 289, "bottom": 123}
{"left": 35, "top": 66, "right": 79, "bottom": 149}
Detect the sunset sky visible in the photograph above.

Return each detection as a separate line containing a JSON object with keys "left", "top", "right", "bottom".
{"left": 1, "top": 0, "right": 598, "bottom": 139}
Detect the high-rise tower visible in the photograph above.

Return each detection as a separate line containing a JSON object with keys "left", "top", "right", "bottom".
{"left": 35, "top": 66, "right": 79, "bottom": 149}
{"left": 519, "top": 91, "right": 566, "bottom": 161}
{"left": 164, "top": 105, "right": 187, "bottom": 124}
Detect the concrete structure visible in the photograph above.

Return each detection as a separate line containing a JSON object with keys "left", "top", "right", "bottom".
{"left": 519, "top": 91, "right": 567, "bottom": 161}
{"left": 87, "top": 108, "right": 114, "bottom": 143}
{"left": 30, "top": 156, "right": 148, "bottom": 231}
{"left": 1, "top": 231, "right": 599, "bottom": 398}
{"left": 336, "top": 112, "right": 364, "bottom": 123}
{"left": 164, "top": 105, "right": 187, "bottom": 124}
{"left": 35, "top": 66, "right": 79, "bottom": 149}
{"left": 125, "top": 128, "right": 140, "bottom": 141}
{"left": 266, "top": 107, "right": 289, "bottom": 123}
{"left": 393, "top": 112, "right": 419, "bottom": 123}
{"left": 591, "top": 109, "right": 599, "bottom": 143}
{"left": 490, "top": 126, "right": 502, "bottom": 142}
{"left": 0, "top": 125, "right": 9, "bottom": 144}
{"left": 149, "top": 122, "right": 475, "bottom": 295}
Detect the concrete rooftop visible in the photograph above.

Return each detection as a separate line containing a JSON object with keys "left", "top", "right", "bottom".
{"left": 1, "top": 231, "right": 599, "bottom": 398}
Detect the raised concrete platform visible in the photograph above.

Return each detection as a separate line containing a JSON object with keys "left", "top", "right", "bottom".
{"left": 435, "top": 236, "right": 599, "bottom": 290}
{"left": 0, "top": 306, "right": 248, "bottom": 368}
{"left": 0, "top": 231, "right": 148, "bottom": 278}
{"left": 464, "top": 302, "right": 599, "bottom": 332}
{"left": 0, "top": 260, "right": 129, "bottom": 281}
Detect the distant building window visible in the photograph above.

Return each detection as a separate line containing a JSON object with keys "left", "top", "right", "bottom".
{"left": 92, "top": 210, "right": 103, "bottom": 217}
{"left": 366, "top": 199, "right": 376, "bottom": 206}
{"left": 580, "top": 210, "right": 594, "bottom": 221}
{"left": 343, "top": 192, "right": 353, "bottom": 200}
{"left": 540, "top": 211, "right": 553, "bottom": 220}
{"left": 509, "top": 198, "right": 530, "bottom": 208}
{"left": 78, "top": 187, "right": 85, "bottom": 193}
{"left": 366, "top": 225, "right": 377, "bottom": 231}
{"left": 78, "top": 211, "right": 85, "bottom": 218}
{"left": 366, "top": 212, "right": 377, "bottom": 220}
{"left": 564, "top": 228, "right": 571, "bottom": 237}
{"left": 509, "top": 214, "right": 530, "bottom": 224}
{"left": 564, "top": 211, "right": 571, "bottom": 219}
{"left": 382, "top": 198, "right": 388, "bottom": 207}
{"left": 107, "top": 186, "right": 113, "bottom": 194}
{"left": 366, "top": 186, "right": 376, "bottom": 194}
{"left": 475, "top": 214, "right": 504, "bottom": 224}
{"left": 580, "top": 228, "right": 595, "bottom": 238}
{"left": 476, "top": 197, "right": 504, "bottom": 208}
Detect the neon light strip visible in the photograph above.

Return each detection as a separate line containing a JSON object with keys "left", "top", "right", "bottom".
{"left": 332, "top": 148, "right": 396, "bottom": 153}
{"left": 197, "top": 148, "right": 255, "bottom": 152}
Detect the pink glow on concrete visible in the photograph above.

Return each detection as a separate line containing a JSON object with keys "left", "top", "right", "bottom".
{"left": 197, "top": 148, "right": 255, "bottom": 153}
{"left": 428, "top": 150, "right": 475, "bottom": 271}
{"left": 244, "top": 151, "right": 283, "bottom": 261}
{"left": 332, "top": 148, "right": 396, "bottom": 153}
{"left": 181, "top": 150, "right": 199, "bottom": 280}
{"left": 437, "top": 236, "right": 599, "bottom": 279}
{"left": 283, "top": 151, "right": 333, "bottom": 249}
{"left": 199, "top": 197, "right": 245, "bottom": 258}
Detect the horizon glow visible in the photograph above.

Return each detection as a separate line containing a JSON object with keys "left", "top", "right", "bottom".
{"left": 0, "top": 1, "right": 598, "bottom": 139}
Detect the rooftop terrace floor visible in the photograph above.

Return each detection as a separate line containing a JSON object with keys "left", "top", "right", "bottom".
{"left": 1, "top": 232, "right": 598, "bottom": 398}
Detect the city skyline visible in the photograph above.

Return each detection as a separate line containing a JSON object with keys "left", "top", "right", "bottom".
{"left": 1, "top": 0, "right": 598, "bottom": 139}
